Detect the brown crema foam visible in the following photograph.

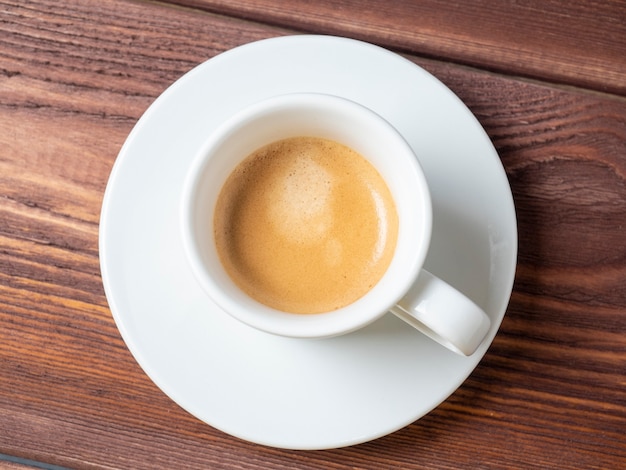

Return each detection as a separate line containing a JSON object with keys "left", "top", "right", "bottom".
{"left": 214, "top": 136, "right": 399, "bottom": 314}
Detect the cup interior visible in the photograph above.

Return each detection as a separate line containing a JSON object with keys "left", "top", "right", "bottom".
{"left": 181, "top": 93, "right": 432, "bottom": 338}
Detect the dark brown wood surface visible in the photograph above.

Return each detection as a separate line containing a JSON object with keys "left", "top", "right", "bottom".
{"left": 1, "top": 0, "right": 625, "bottom": 469}
{"left": 170, "top": 0, "right": 626, "bottom": 95}
{"left": 0, "top": 462, "right": 38, "bottom": 470}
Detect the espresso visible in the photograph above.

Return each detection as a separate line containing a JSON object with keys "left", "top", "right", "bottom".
{"left": 214, "top": 136, "right": 398, "bottom": 314}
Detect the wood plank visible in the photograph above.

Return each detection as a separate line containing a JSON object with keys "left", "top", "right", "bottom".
{"left": 167, "top": 0, "right": 626, "bottom": 96}
{"left": 0, "top": 463, "right": 43, "bottom": 470}
{"left": 0, "top": 455, "right": 66, "bottom": 470}
{"left": 1, "top": 0, "right": 625, "bottom": 468}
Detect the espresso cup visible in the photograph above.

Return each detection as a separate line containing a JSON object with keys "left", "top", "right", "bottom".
{"left": 181, "top": 93, "right": 490, "bottom": 356}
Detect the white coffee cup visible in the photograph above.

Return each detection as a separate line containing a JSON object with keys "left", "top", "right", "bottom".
{"left": 181, "top": 93, "right": 490, "bottom": 355}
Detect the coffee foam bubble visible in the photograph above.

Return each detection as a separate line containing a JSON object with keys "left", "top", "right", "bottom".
{"left": 267, "top": 153, "right": 334, "bottom": 244}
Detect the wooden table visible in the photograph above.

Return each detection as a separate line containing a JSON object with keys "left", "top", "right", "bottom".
{"left": 2, "top": 1, "right": 625, "bottom": 468}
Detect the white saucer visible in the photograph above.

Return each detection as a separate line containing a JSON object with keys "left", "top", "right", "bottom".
{"left": 99, "top": 35, "right": 517, "bottom": 450}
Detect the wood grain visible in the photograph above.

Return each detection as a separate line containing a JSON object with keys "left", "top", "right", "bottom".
{"left": 165, "top": 0, "right": 626, "bottom": 96}
{"left": 0, "top": 461, "right": 42, "bottom": 470}
{"left": 1, "top": 0, "right": 625, "bottom": 469}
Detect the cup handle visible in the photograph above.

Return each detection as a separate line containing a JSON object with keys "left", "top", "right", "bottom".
{"left": 389, "top": 270, "right": 491, "bottom": 356}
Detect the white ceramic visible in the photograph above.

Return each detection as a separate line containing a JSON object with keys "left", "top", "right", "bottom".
{"left": 99, "top": 35, "right": 517, "bottom": 450}
{"left": 181, "top": 92, "right": 490, "bottom": 355}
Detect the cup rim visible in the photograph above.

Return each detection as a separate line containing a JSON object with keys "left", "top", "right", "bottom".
{"left": 181, "top": 92, "right": 432, "bottom": 338}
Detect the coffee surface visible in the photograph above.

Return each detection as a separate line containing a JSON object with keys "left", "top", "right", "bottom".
{"left": 214, "top": 136, "right": 398, "bottom": 314}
